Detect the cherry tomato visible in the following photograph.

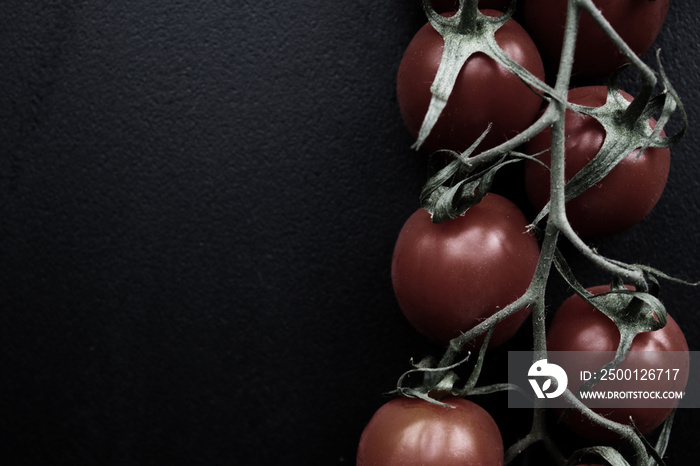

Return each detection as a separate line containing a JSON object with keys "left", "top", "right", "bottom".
{"left": 391, "top": 193, "right": 540, "bottom": 348}
{"left": 523, "top": 0, "right": 669, "bottom": 77}
{"left": 357, "top": 396, "right": 504, "bottom": 465}
{"left": 430, "top": 0, "right": 513, "bottom": 13}
{"left": 547, "top": 285, "right": 689, "bottom": 441}
{"left": 397, "top": 10, "right": 545, "bottom": 154}
{"left": 523, "top": 86, "right": 670, "bottom": 238}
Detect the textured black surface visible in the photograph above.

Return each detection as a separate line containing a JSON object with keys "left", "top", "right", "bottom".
{"left": 1, "top": 1, "right": 699, "bottom": 465}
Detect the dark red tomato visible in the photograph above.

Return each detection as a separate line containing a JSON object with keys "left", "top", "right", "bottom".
{"left": 524, "top": 86, "right": 670, "bottom": 238}
{"left": 547, "top": 285, "right": 689, "bottom": 441}
{"left": 524, "top": 0, "right": 669, "bottom": 77}
{"left": 430, "top": 0, "right": 513, "bottom": 13}
{"left": 391, "top": 193, "right": 540, "bottom": 348}
{"left": 357, "top": 396, "right": 504, "bottom": 465}
{"left": 397, "top": 10, "right": 545, "bottom": 154}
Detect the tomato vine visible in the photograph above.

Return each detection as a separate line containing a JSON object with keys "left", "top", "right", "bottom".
{"left": 359, "top": 0, "right": 695, "bottom": 465}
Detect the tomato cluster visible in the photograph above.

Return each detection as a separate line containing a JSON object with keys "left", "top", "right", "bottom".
{"left": 358, "top": 0, "right": 685, "bottom": 464}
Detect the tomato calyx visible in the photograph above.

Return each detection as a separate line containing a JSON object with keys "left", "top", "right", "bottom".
{"left": 576, "top": 280, "right": 668, "bottom": 394}
{"left": 391, "top": 353, "right": 473, "bottom": 408}
{"left": 391, "top": 325, "right": 522, "bottom": 406}
{"left": 552, "top": 241, "right": 698, "bottom": 382}
{"left": 532, "top": 66, "right": 686, "bottom": 228}
{"left": 419, "top": 124, "right": 498, "bottom": 222}
{"left": 414, "top": 0, "right": 556, "bottom": 151}
{"left": 390, "top": 328, "right": 491, "bottom": 406}
{"left": 420, "top": 123, "right": 550, "bottom": 223}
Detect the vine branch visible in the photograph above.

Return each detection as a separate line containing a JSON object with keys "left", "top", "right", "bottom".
{"left": 392, "top": 0, "right": 688, "bottom": 465}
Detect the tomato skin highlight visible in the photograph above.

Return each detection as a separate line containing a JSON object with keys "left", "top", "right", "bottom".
{"left": 523, "top": 0, "right": 669, "bottom": 77}
{"left": 391, "top": 193, "right": 540, "bottom": 348}
{"left": 357, "top": 396, "right": 504, "bottom": 466}
{"left": 524, "top": 86, "right": 670, "bottom": 238}
{"left": 547, "top": 285, "right": 689, "bottom": 441}
{"left": 397, "top": 10, "right": 545, "bottom": 154}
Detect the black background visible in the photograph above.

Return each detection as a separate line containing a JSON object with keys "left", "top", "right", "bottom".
{"left": 2, "top": 1, "right": 699, "bottom": 465}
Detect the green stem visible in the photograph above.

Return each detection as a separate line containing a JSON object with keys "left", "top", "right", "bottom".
{"left": 437, "top": 292, "right": 533, "bottom": 367}
{"left": 462, "top": 107, "right": 558, "bottom": 165}
{"left": 541, "top": 8, "right": 657, "bottom": 452}
{"left": 546, "top": 0, "right": 650, "bottom": 292}
{"left": 459, "top": 0, "right": 480, "bottom": 29}
{"left": 531, "top": 223, "right": 558, "bottom": 358}
{"left": 562, "top": 226, "right": 649, "bottom": 290}
{"left": 505, "top": 407, "right": 566, "bottom": 465}
{"left": 561, "top": 390, "right": 650, "bottom": 465}
{"left": 575, "top": 0, "right": 657, "bottom": 123}
{"left": 506, "top": 4, "right": 584, "bottom": 464}
{"left": 546, "top": 0, "right": 579, "bottom": 234}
